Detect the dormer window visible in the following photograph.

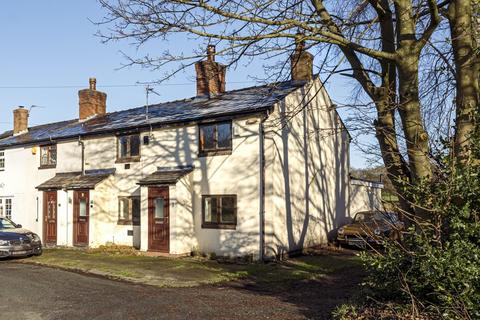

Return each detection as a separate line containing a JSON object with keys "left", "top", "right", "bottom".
{"left": 0, "top": 150, "right": 4, "bottom": 171}
{"left": 199, "top": 121, "right": 232, "bottom": 156}
{"left": 40, "top": 144, "right": 57, "bottom": 169}
{"left": 117, "top": 134, "right": 140, "bottom": 162}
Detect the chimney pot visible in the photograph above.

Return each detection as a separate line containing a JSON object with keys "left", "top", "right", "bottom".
{"left": 78, "top": 77, "right": 107, "bottom": 120}
{"left": 13, "top": 106, "right": 29, "bottom": 135}
{"left": 207, "top": 45, "right": 216, "bottom": 62}
{"left": 195, "top": 45, "right": 226, "bottom": 98}
{"left": 291, "top": 39, "right": 314, "bottom": 82}
{"left": 89, "top": 77, "right": 97, "bottom": 90}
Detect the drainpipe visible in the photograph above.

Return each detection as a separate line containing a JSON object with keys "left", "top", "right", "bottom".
{"left": 78, "top": 137, "right": 85, "bottom": 175}
{"left": 65, "top": 189, "right": 69, "bottom": 247}
{"left": 259, "top": 111, "right": 269, "bottom": 261}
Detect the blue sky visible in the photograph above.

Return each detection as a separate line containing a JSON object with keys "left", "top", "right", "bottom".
{"left": 0, "top": 1, "right": 373, "bottom": 168}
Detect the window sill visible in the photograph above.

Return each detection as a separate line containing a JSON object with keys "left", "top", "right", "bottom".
{"left": 202, "top": 223, "right": 236, "bottom": 230}
{"left": 198, "top": 149, "right": 232, "bottom": 157}
{"left": 117, "top": 220, "right": 133, "bottom": 226}
{"left": 116, "top": 157, "right": 141, "bottom": 164}
{"left": 38, "top": 165, "right": 56, "bottom": 170}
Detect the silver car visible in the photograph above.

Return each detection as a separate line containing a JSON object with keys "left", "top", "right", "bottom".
{"left": 0, "top": 217, "right": 42, "bottom": 258}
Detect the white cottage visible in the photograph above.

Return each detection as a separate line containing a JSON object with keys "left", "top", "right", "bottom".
{"left": 0, "top": 44, "right": 378, "bottom": 259}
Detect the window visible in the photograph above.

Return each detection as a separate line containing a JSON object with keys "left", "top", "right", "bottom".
{"left": 199, "top": 121, "right": 232, "bottom": 156}
{"left": 40, "top": 144, "right": 57, "bottom": 168}
{"left": 0, "top": 150, "right": 4, "bottom": 171}
{"left": 118, "top": 196, "right": 141, "bottom": 225}
{"left": 117, "top": 134, "right": 141, "bottom": 162}
{"left": 0, "top": 199, "right": 12, "bottom": 219}
{"left": 79, "top": 199, "right": 87, "bottom": 217}
{"left": 202, "top": 195, "right": 237, "bottom": 229}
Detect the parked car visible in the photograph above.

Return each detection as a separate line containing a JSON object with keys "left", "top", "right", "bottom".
{"left": 336, "top": 211, "right": 404, "bottom": 248}
{"left": 0, "top": 217, "right": 42, "bottom": 258}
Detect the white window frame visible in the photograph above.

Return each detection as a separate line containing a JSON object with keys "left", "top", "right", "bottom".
{"left": 5, "top": 198, "right": 12, "bottom": 219}
{"left": 0, "top": 198, "right": 12, "bottom": 219}
{"left": 0, "top": 150, "right": 4, "bottom": 171}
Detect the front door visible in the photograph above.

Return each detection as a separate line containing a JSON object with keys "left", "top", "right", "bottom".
{"left": 148, "top": 187, "right": 169, "bottom": 252}
{"left": 73, "top": 190, "right": 89, "bottom": 246}
{"left": 43, "top": 191, "right": 57, "bottom": 245}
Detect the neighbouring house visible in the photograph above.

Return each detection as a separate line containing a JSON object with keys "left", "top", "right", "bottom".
{"left": 349, "top": 177, "right": 384, "bottom": 219}
{"left": 0, "top": 44, "right": 381, "bottom": 259}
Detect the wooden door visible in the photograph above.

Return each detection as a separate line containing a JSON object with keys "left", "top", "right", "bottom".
{"left": 43, "top": 191, "right": 57, "bottom": 245}
{"left": 73, "top": 190, "right": 89, "bottom": 246}
{"left": 148, "top": 187, "right": 169, "bottom": 252}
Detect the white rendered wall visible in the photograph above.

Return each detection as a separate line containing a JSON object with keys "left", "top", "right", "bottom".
{"left": 0, "top": 114, "right": 262, "bottom": 256}
{"left": 264, "top": 79, "right": 351, "bottom": 258}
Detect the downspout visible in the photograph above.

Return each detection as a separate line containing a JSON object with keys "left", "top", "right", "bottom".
{"left": 78, "top": 137, "right": 85, "bottom": 175}
{"left": 65, "top": 189, "right": 69, "bottom": 246}
{"left": 259, "top": 111, "right": 269, "bottom": 261}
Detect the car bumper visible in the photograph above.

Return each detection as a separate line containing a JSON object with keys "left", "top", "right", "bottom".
{"left": 0, "top": 243, "right": 42, "bottom": 258}
{"left": 337, "top": 235, "right": 381, "bottom": 247}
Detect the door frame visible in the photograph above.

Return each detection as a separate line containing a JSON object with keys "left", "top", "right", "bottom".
{"left": 43, "top": 190, "right": 58, "bottom": 245}
{"left": 73, "top": 189, "right": 90, "bottom": 247}
{"left": 148, "top": 186, "right": 170, "bottom": 253}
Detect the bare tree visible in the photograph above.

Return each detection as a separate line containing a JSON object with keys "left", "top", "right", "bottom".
{"left": 97, "top": 0, "right": 478, "bottom": 217}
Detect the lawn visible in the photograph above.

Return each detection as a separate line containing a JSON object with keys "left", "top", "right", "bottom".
{"left": 21, "top": 247, "right": 361, "bottom": 288}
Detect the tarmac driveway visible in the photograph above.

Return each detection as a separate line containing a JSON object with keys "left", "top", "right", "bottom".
{"left": 0, "top": 260, "right": 363, "bottom": 320}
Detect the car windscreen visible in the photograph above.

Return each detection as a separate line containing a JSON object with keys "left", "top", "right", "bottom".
{"left": 0, "top": 218, "right": 16, "bottom": 229}
{"left": 354, "top": 212, "right": 396, "bottom": 223}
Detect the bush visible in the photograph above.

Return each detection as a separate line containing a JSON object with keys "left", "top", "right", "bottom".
{"left": 358, "top": 123, "right": 480, "bottom": 319}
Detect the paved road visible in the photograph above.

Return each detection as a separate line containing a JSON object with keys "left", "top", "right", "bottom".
{"left": 0, "top": 261, "right": 363, "bottom": 320}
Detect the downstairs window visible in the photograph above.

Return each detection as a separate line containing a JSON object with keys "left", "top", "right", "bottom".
{"left": 202, "top": 195, "right": 237, "bottom": 229}
{"left": 118, "top": 196, "right": 140, "bottom": 225}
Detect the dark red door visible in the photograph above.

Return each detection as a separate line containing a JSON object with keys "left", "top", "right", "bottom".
{"left": 73, "top": 190, "right": 89, "bottom": 246}
{"left": 148, "top": 187, "right": 169, "bottom": 252}
{"left": 43, "top": 191, "right": 57, "bottom": 245}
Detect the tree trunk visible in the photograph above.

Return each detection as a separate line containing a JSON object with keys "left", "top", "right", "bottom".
{"left": 370, "top": 0, "right": 412, "bottom": 213}
{"left": 396, "top": 52, "right": 433, "bottom": 181}
{"left": 394, "top": 0, "right": 433, "bottom": 182}
{"left": 449, "top": 0, "right": 480, "bottom": 162}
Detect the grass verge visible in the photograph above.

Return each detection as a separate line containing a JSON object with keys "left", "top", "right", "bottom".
{"left": 20, "top": 247, "right": 361, "bottom": 288}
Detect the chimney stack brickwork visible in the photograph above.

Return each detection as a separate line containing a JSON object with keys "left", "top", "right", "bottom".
{"left": 291, "top": 40, "right": 314, "bottom": 82}
{"left": 78, "top": 77, "right": 107, "bottom": 120}
{"left": 195, "top": 45, "right": 226, "bottom": 97}
{"left": 13, "top": 106, "right": 29, "bottom": 135}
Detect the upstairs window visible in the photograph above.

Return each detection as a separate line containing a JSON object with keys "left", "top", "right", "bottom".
{"left": 0, "top": 150, "right": 4, "bottom": 171}
{"left": 117, "top": 134, "right": 140, "bottom": 162}
{"left": 118, "top": 196, "right": 140, "bottom": 225}
{"left": 199, "top": 121, "right": 232, "bottom": 156}
{"left": 40, "top": 144, "right": 57, "bottom": 168}
{"left": 202, "top": 195, "right": 237, "bottom": 229}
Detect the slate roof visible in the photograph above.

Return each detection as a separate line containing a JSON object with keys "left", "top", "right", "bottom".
{"left": 138, "top": 166, "right": 194, "bottom": 186}
{"left": 0, "top": 81, "right": 303, "bottom": 149}
{"left": 36, "top": 169, "right": 115, "bottom": 190}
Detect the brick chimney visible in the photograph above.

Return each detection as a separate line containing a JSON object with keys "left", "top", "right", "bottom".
{"left": 13, "top": 106, "right": 29, "bottom": 135}
{"left": 78, "top": 77, "right": 107, "bottom": 120}
{"left": 290, "top": 40, "right": 314, "bottom": 82}
{"left": 195, "top": 45, "right": 226, "bottom": 98}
